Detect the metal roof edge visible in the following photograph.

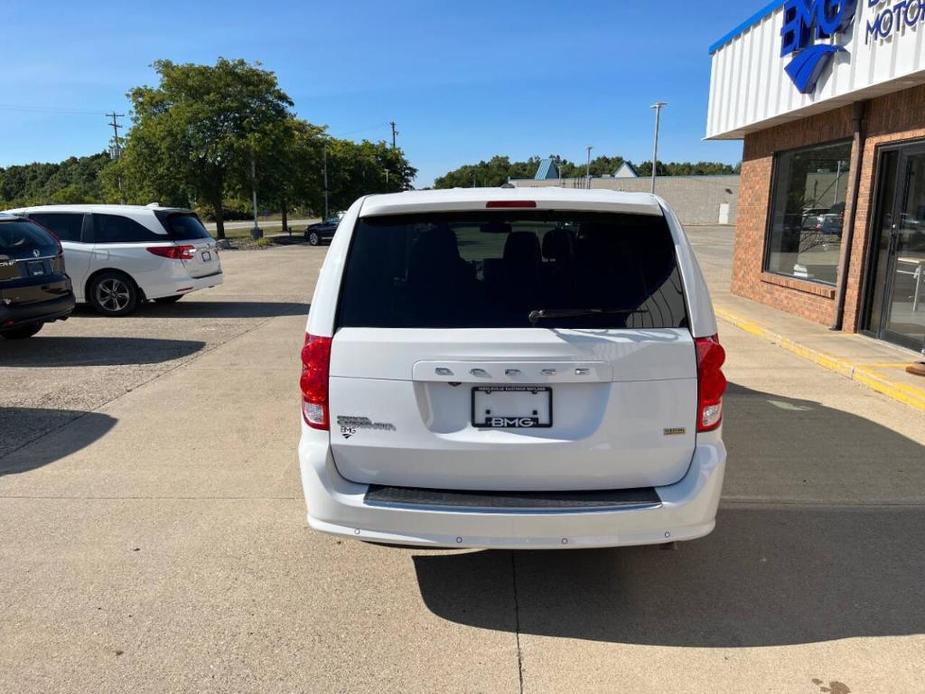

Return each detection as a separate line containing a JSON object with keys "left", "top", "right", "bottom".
{"left": 708, "top": 0, "right": 785, "bottom": 55}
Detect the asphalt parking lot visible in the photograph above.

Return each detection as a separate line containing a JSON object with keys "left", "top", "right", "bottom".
{"left": 2, "top": 233, "right": 925, "bottom": 693}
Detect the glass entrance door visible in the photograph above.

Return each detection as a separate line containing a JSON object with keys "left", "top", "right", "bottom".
{"left": 865, "top": 146, "right": 925, "bottom": 352}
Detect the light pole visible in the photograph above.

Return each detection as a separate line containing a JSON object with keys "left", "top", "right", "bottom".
{"left": 322, "top": 141, "right": 329, "bottom": 220}
{"left": 650, "top": 101, "right": 667, "bottom": 194}
{"left": 250, "top": 151, "right": 262, "bottom": 240}
{"left": 585, "top": 146, "right": 593, "bottom": 189}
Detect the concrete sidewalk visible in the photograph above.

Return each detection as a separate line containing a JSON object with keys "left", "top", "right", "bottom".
{"left": 689, "top": 226, "right": 925, "bottom": 412}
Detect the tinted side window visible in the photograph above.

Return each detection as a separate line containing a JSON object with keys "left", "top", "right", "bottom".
{"left": 337, "top": 211, "right": 688, "bottom": 330}
{"left": 29, "top": 212, "right": 84, "bottom": 242}
{"left": 93, "top": 214, "right": 162, "bottom": 243}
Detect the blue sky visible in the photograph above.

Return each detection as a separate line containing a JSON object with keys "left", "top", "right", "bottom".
{"left": 1, "top": 0, "right": 747, "bottom": 186}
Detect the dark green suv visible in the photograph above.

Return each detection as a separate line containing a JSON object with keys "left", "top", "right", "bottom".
{"left": 0, "top": 213, "right": 75, "bottom": 339}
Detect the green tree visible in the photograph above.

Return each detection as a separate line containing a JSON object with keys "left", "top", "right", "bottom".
{"left": 434, "top": 155, "right": 739, "bottom": 186}
{"left": 118, "top": 58, "right": 293, "bottom": 238}
{"left": 242, "top": 117, "right": 322, "bottom": 233}
{"left": 0, "top": 152, "right": 113, "bottom": 208}
{"left": 322, "top": 138, "right": 416, "bottom": 213}
{"left": 634, "top": 160, "right": 738, "bottom": 177}
{"left": 434, "top": 155, "right": 540, "bottom": 188}
{"left": 434, "top": 154, "right": 631, "bottom": 187}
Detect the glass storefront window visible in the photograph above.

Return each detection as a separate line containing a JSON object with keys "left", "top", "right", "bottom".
{"left": 765, "top": 140, "right": 852, "bottom": 285}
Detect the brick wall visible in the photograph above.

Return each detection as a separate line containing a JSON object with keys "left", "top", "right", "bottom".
{"left": 733, "top": 84, "right": 925, "bottom": 329}
{"left": 733, "top": 106, "right": 853, "bottom": 325}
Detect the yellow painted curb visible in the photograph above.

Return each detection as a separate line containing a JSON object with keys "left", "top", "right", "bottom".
{"left": 714, "top": 306, "right": 925, "bottom": 413}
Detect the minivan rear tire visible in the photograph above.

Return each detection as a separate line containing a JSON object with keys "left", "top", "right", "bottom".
{"left": 88, "top": 271, "right": 140, "bottom": 316}
{"left": 0, "top": 323, "right": 43, "bottom": 339}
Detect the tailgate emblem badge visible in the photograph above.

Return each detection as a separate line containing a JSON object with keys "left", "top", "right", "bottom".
{"left": 663, "top": 427, "right": 686, "bottom": 436}
{"left": 32, "top": 249, "right": 40, "bottom": 257}
{"left": 336, "top": 415, "right": 397, "bottom": 437}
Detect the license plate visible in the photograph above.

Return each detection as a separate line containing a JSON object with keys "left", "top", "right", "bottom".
{"left": 27, "top": 260, "right": 46, "bottom": 277}
{"left": 201, "top": 251, "right": 212, "bottom": 262}
{"left": 471, "top": 386, "right": 552, "bottom": 428}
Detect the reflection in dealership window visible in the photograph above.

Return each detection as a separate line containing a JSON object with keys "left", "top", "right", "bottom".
{"left": 765, "top": 141, "right": 852, "bottom": 285}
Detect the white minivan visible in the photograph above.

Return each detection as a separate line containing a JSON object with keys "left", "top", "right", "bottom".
{"left": 299, "top": 188, "right": 726, "bottom": 549}
{"left": 4, "top": 204, "right": 223, "bottom": 316}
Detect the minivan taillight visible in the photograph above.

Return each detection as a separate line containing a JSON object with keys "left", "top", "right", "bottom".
{"left": 300, "top": 334, "right": 333, "bottom": 429}
{"left": 147, "top": 245, "right": 195, "bottom": 260}
{"left": 695, "top": 335, "right": 727, "bottom": 432}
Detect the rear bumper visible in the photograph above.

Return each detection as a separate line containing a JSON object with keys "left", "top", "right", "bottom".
{"left": 142, "top": 270, "right": 224, "bottom": 300}
{"left": 0, "top": 292, "right": 75, "bottom": 328}
{"left": 298, "top": 433, "right": 726, "bottom": 550}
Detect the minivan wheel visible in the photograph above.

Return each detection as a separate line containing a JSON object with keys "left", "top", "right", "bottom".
{"left": 308, "top": 231, "right": 321, "bottom": 246}
{"left": 89, "top": 272, "right": 140, "bottom": 316}
{"left": 154, "top": 295, "right": 183, "bottom": 304}
{"left": 0, "top": 323, "right": 43, "bottom": 339}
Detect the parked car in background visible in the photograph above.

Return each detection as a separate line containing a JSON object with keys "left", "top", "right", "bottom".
{"left": 305, "top": 213, "right": 344, "bottom": 246}
{"left": 3, "top": 204, "right": 223, "bottom": 316}
{"left": 0, "top": 213, "right": 75, "bottom": 338}
{"left": 801, "top": 208, "right": 828, "bottom": 230}
{"left": 298, "top": 188, "right": 727, "bottom": 549}
{"left": 819, "top": 212, "right": 844, "bottom": 236}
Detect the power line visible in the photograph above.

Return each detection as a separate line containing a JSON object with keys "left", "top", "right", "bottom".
{"left": 329, "top": 123, "right": 385, "bottom": 138}
{"left": 0, "top": 103, "right": 110, "bottom": 116}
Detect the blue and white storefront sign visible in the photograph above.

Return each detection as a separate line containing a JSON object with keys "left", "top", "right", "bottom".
{"left": 866, "top": 0, "right": 925, "bottom": 42}
{"left": 706, "top": 0, "right": 925, "bottom": 140}
{"left": 780, "top": 0, "right": 858, "bottom": 94}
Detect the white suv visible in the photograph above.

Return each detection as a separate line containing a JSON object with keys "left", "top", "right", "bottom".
{"left": 3, "top": 204, "right": 223, "bottom": 316}
{"left": 298, "top": 188, "right": 727, "bottom": 549}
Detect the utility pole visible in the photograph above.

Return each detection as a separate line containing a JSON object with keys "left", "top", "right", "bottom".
{"left": 323, "top": 141, "right": 330, "bottom": 220}
{"left": 585, "top": 146, "right": 593, "bottom": 189}
{"left": 650, "top": 101, "right": 667, "bottom": 194}
{"left": 250, "top": 152, "right": 262, "bottom": 240}
{"left": 389, "top": 121, "right": 398, "bottom": 149}
{"left": 106, "top": 112, "right": 124, "bottom": 158}
{"left": 106, "top": 112, "right": 125, "bottom": 203}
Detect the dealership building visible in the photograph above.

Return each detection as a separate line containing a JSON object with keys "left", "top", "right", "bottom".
{"left": 708, "top": 0, "right": 925, "bottom": 352}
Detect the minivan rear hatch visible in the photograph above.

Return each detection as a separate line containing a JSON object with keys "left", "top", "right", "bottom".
{"left": 328, "top": 207, "right": 696, "bottom": 492}
{"left": 155, "top": 211, "right": 222, "bottom": 278}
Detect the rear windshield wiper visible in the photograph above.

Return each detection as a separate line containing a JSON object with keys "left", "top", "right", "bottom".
{"left": 527, "top": 308, "right": 647, "bottom": 326}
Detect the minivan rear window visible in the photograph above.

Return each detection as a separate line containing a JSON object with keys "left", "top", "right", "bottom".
{"left": 155, "top": 212, "right": 212, "bottom": 240}
{"left": 336, "top": 211, "right": 688, "bottom": 330}
{"left": 0, "top": 220, "right": 58, "bottom": 256}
